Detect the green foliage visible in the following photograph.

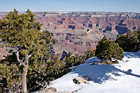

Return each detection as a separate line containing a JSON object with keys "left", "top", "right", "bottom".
{"left": 116, "top": 30, "right": 140, "bottom": 52}
{"left": 0, "top": 9, "right": 41, "bottom": 51}
{"left": 0, "top": 9, "right": 49, "bottom": 62}
{"left": 95, "top": 36, "right": 124, "bottom": 62}
{"left": 21, "top": 49, "right": 29, "bottom": 56}
{"left": 85, "top": 50, "right": 95, "bottom": 60}
{"left": 0, "top": 9, "right": 57, "bottom": 92}
{"left": 46, "top": 57, "right": 65, "bottom": 80}
{"left": 64, "top": 52, "right": 85, "bottom": 68}
{"left": 27, "top": 56, "right": 65, "bottom": 91}
{"left": 63, "top": 50, "right": 95, "bottom": 69}
{"left": 0, "top": 63, "right": 21, "bottom": 92}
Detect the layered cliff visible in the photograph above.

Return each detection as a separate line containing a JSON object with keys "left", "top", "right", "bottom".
{"left": 34, "top": 12, "right": 140, "bottom": 56}
{"left": 1, "top": 12, "right": 140, "bottom": 57}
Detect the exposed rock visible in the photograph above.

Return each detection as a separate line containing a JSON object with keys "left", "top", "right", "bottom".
{"left": 1, "top": 12, "right": 140, "bottom": 57}
{"left": 34, "top": 12, "right": 140, "bottom": 56}
{"left": 39, "top": 87, "right": 57, "bottom": 93}
{"left": 73, "top": 76, "right": 90, "bottom": 84}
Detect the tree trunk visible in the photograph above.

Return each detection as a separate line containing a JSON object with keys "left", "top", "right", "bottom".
{"left": 16, "top": 52, "right": 32, "bottom": 93}
{"left": 21, "top": 55, "right": 30, "bottom": 93}
{"left": 22, "top": 64, "right": 28, "bottom": 93}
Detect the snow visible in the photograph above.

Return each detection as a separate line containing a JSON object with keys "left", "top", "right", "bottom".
{"left": 48, "top": 51, "right": 140, "bottom": 93}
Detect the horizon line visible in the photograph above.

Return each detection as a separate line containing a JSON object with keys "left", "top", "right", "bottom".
{"left": 0, "top": 10, "right": 139, "bottom": 14}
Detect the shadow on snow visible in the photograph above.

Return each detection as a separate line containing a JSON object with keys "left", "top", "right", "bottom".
{"left": 124, "top": 50, "right": 140, "bottom": 58}
{"left": 72, "top": 63, "right": 140, "bottom": 84}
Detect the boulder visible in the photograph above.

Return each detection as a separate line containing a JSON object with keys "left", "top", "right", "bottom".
{"left": 73, "top": 76, "right": 90, "bottom": 84}
{"left": 39, "top": 87, "right": 57, "bottom": 93}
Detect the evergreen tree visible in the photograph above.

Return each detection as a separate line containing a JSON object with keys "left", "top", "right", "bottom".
{"left": 64, "top": 52, "right": 85, "bottom": 68}
{"left": 0, "top": 9, "right": 56, "bottom": 93}
{"left": 95, "top": 36, "right": 124, "bottom": 63}
{"left": 116, "top": 31, "right": 140, "bottom": 52}
{"left": 85, "top": 50, "right": 95, "bottom": 59}
{"left": 64, "top": 52, "right": 73, "bottom": 67}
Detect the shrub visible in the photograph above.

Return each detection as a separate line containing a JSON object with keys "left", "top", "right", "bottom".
{"left": 95, "top": 36, "right": 124, "bottom": 63}
{"left": 116, "top": 31, "right": 140, "bottom": 52}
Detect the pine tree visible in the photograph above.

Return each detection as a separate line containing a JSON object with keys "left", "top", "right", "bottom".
{"left": 0, "top": 9, "right": 56, "bottom": 93}
{"left": 95, "top": 36, "right": 124, "bottom": 63}
{"left": 116, "top": 31, "right": 140, "bottom": 52}
{"left": 85, "top": 50, "right": 95, "bottom": 59}
{"left": 64, "top": 52, "right": 85, "bottom": 68}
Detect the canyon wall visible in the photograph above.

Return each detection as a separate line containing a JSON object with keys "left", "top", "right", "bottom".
{"left": 34, "top": 12, "right": 140, "bottom": 56}
{"left": 0, "top": 12, "right": 140, "bottom": 58}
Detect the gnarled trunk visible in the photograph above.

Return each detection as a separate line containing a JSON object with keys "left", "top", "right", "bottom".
{"left": 16, "top": 52, "right": 32, "bottom": 93}
{"left": 22, "top": 64, "right": 28, "bottom": 93}
{"left": 21, "top": 55, "right": 31, "bottom": 93}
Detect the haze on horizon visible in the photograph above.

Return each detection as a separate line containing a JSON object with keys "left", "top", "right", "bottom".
{"left": 0, "top": 0, "right": 140, "bottom": 13}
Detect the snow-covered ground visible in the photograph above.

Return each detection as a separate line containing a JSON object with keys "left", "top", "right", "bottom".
{"left": 48, "top": 51, "right": 140, "bottom": 93}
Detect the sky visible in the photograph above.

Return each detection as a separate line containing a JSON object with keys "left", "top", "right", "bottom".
{"left": 0, "top": 0, "right": 140, "bottom": 13}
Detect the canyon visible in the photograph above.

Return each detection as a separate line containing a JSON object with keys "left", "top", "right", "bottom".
{"left": 0, "top": 11, "right": 140, "bottom": 58}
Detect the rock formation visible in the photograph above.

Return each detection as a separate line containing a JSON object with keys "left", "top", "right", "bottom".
{"left": 73, "top": 76, "right": 90, "bottom": 84}
{"left": 1, "top": 12, "right": 140, "bottom": 56}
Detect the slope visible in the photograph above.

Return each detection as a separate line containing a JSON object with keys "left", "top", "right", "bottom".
{"left": 48, "top": 51, "right": 140, "bottom": 93}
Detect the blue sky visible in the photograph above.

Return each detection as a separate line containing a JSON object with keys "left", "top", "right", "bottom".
{"left": 0, "top": 0, "right": 140, "bottom": 12}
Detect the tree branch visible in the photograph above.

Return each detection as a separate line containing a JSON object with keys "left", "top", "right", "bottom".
{"left": 36, "top": 81, "right": 48, "bottom": 89}
{"left": 16, "top": 52, "right": 21, "bottom": 63}
{"left": 16, "top": 52, "right": 25, "bottom": 66}
{"left": 28, "top": 53, "right": 33, "bottom": 58}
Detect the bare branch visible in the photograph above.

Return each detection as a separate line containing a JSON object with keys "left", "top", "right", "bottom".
{"left": 16, "top": 52, "right": 26, "bottom": 66}
{"left": 36, "top": 81, "right": 48, "bottom": 89}
{"left": 16, "top": 52, "right": 21, "bottom": 63}
{"left": 20, "top": 62, "right": 25, "bottom": 66}
{"left": 28, "top": 53, "right": 33, "bottom": 58}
